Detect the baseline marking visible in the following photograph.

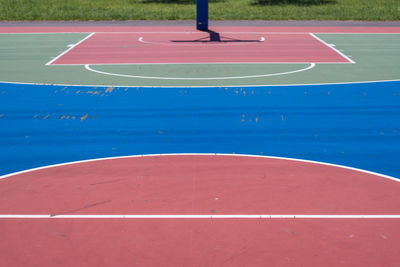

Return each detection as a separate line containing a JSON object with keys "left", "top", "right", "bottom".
{"left": 1, "top": 214, "right": 400, "bottom": 219}
{"left": 1, "top": 78, "right": 400, "bottom": 88}
{"left": 84, "top": 63, "right": 316, "bottom": 80}
{"left": 51, "top": 62, "right": 349, "bottom": 66}
{"left": 45, "top": 32, "right": 95, "bottom": 66}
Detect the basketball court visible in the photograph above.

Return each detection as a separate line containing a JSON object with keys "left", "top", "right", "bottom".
{"left": 1, "top": 4, "right": 400, "bottom": 266}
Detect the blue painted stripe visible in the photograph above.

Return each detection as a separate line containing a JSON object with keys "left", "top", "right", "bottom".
{"left": 0, "top": 81, "right": 399, "bottom": 177}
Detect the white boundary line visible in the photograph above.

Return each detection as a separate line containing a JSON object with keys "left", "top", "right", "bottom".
{"left": 84, "top": 63, "right": 316, "bottom": 80}
{"left": 309, "top": 33, "right": 356, "bottom": 64}
{"left": 1, "top": 153, "right": 398, "bottom": 182}
{"left": 51, "top": 62, "right": 350, "bottom": 66}
{"left": 1, "top": 78, "right": 399, "bottom": 88}
{"left": 45, "top": 32, "right": 95, "bottom": 66}
{"left": 1, "top": 214, "right": 400, "bottom": 219}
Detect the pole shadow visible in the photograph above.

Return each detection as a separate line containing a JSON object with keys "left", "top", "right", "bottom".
{"left": 171, "top": 30, "right": 262, "bottom": 43}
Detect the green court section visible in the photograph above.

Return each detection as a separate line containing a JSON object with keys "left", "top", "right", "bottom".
{"left": 0, "top": 33, "right": 399, "bottom": 86}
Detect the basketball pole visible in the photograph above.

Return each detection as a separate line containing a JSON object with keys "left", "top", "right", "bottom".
{"left": 196, "top": 0, "right": 208, "bottom": 31}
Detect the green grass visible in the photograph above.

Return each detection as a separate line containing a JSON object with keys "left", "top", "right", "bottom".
{"left": 0, "top": 0, "right": 399, "bottom": 21}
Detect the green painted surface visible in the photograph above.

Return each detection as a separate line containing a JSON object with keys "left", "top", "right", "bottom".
{"left": 0, "top": 33, "right": 399, "bottom": 86}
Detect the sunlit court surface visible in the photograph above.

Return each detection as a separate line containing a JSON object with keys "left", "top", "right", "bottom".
{"left": 1, "top": 18, "right": 400, "bottom": 266}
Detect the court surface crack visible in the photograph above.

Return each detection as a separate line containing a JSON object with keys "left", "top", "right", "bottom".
{"left": 50, "top": 200, "right": 112, "bottom": 217}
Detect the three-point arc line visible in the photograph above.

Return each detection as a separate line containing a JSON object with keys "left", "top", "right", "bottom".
{"left": 1, "top": 153, "right": 400, "bottom": 220}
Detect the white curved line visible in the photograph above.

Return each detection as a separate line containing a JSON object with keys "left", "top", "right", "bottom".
{"left": 0, "top": 153, "right": 398, "bottom": 182}
{"left": 138, "top": 36, "right": 265, "bottom": 47}
{"left": 85, "top": 63, "right": 316, "bottom": 80}
{"left": 1, "top": 78, "right": 400, "bottom": 88}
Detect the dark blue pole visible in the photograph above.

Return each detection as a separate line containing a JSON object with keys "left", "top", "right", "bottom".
{"left": 197, "top": 0, "right": 208, "bottom": 31}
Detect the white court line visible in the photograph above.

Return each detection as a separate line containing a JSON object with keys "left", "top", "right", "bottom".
{"left": 51, "top": 62, "right": 350, "bottom": 66}
{"left": 310, "top": 33, "right": 356, "bottom": 64}
{"left": 45, "top": 32, "right": 95, "bottom": 66}
{"left": 1, "top": 153, "right": 398, "bottom": 182}
{"left": 1, "top": 214, "right": 400, "bottom": 219}
{"left": 1, "top": 78, "right": 399, "bottom": 88}
{"left": 84, "top": 63, "right": 316, "bottom": 80}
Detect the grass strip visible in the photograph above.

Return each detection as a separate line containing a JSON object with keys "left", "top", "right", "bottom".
{"left": 0, "top": 0, "right": 399, "bottom": 21}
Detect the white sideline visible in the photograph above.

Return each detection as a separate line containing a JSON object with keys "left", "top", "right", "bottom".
{"left": 309, "top": 33, "right": 356, "bottom": 64}
{"left": 45, "top": 32, "right": 95, "bottom": 66}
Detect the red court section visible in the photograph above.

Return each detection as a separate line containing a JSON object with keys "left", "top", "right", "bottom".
{"left": 1, "top": 155, "right": 400, "bottom": 266}
{"left": 50, "top": 32, "right": 352, "bottom": 65}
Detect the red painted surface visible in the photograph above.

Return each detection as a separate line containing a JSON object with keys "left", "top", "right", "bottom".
{"left": 1, "top": 155, "right": 400, "bottom": 214}
{"left": 1, "top": 219, "right": 399, "bottom": 267}
{"left": 1, "top": 26, "right": 400, "bottom": 34}
{"left": 0, "top": 155, "right": 400, "bottom": 266}
{"left": 51, "top": 32, "right": 351, "bottom": 65}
